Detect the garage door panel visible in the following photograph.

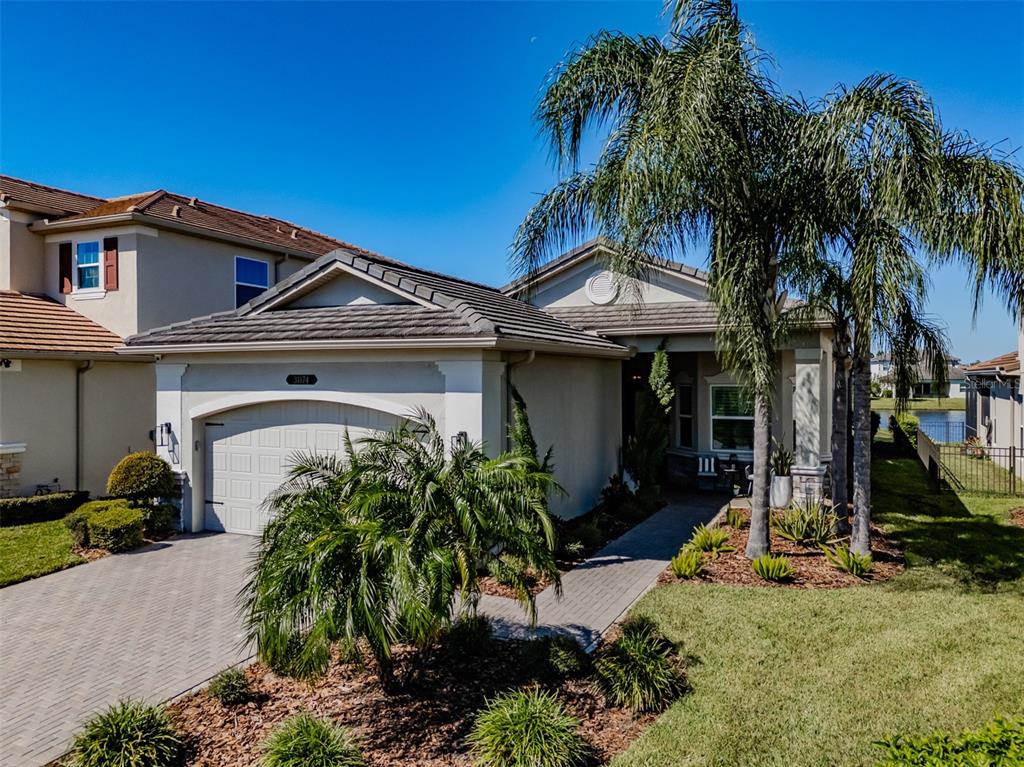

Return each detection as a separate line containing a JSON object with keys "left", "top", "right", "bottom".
{"left": 205, "top": 401, "right": 401, "bottom": 535}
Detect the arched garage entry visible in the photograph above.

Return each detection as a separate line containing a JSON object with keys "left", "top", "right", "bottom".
{"left": 203, "top": 400, "right": 405, "bottom": 535}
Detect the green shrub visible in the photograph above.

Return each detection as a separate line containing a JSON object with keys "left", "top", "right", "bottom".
{"left": 88, "top": 505, "right": 145, "bottom": 552}
{"left": 107, "top": 452, "right": 176, "bottom": 500}
{"left": 468, "top": 688, "right": 587, "bottom": 767}
{"left": 687, "top": 524, "right": 734, "bottom": 557}
{"left": 262, "top": 714, "right": 363, "bottom": 767}
{"left": 874, "top": 715, "right": 1023, "bottom": 766}
{"left": 894, "top": 413, "right": 919, "bottom": 446}
{"left": 752, "top": 554, "right": 796, "bottom": 582}
{"left": 824, "top": 545, "right": 874, "bottom": 577}
{"left": 595, "top": 618, "right": 685, "bottom": 713}
{"left": 443, "top": 614, "right": 493, "bottom": 656}
{"left": 0, "top": 490, "right": 88, "bottom": 527}
{"left": 207, "top": 667, "right": 252, "bottom": 706}
{"left": 769, "top": 441, "right": 793, "bottom": 476}
{"left": 520, "top": 635, "right": 590, "bottom": 679}
{"left": 773, "top": 500, "right": 839, "bottom": 547}
{"left": 670, "top": 548, "right": 704, "bottom": 579}
{"left": 140, "top": 503, "right": 178, "bottom": 538}
{"left": 724, "top": 507, "right": 746, "bottom": 529}
{"left": 573, "top": 520, "right": 604, "bottom": 550}
{"left": 69, "top": 699, "right": 182, "bottom": 767}
{"left": 65, "top": 499, "right": 130, "bottom": 548}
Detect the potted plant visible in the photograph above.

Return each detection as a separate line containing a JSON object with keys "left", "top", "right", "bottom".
{"left": 769, "top": 440, "right": 793, "bottom": 509}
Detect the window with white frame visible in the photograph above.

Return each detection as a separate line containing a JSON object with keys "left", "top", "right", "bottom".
{"left": 76, "top": 241, "right": 101, "bottom": 289}
{"left": 710, "top": 385, "right": 754, "bottom": 451}
{"left": 676, "top": 383, "right": 694, "bottom": 449}
{"left": 235, "top": 256, "right": 270, "bottom": 307}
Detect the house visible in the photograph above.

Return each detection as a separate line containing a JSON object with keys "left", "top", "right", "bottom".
{"left": 964, "top": 334, "right": 1022, "bottom": 476}
{"left": 0, "top": 174, "right": 371, "bottom": 497}
{"left": 871, "top": 352, "right": 966, "bottom": 399}
{"left": 123, "top": 238, "right": 836, "bottom": 535}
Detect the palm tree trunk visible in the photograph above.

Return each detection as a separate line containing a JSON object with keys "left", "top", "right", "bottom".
{"left": 831, "top": 347, "right": 850, "bottom": 534}
{"left": 745, "top": 390, "right": 771, "bottom": 559}
{"left": 850, "top": 354, "right": 872, "bottom": 555}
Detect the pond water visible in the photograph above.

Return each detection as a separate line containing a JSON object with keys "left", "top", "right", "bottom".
{"left": 874, "top": 408, "right": 967, "bottom": 443}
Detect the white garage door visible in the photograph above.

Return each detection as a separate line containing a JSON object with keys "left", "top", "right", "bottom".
{"left": 204, "top": 400, "right": 402, "bottom": 535}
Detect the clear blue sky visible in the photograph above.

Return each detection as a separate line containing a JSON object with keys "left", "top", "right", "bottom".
{"left": 2, "top": 1, "right": 1021, "bottom": 360}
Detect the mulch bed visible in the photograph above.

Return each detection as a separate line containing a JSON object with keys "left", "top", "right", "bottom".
{"left": 1010, "top": 507, "right": 1024, "bottom": 527}
{"left": 168, "top": 643, "right": 652, "bottom": 766}
{"left": 478, "top": 574, "right": 551, "bottom": 599}
{"left": 657, "top": 507, "right": 905, "bottom": 589}
{"left": 71, "top": 545, "right": 108, "bottom": 562}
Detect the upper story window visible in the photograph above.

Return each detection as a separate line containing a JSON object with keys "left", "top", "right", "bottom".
{"left": 711, "top": 385, "right": 754, "bottom": 452}
{"left": 76, "top": 241, "right": 101, "bottom": 289}
{"left": 235, "top": 256, "right": 270, "bottom": 307}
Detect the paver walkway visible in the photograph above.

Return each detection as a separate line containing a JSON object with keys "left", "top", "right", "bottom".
{"left": 481, "top": 495, "right": 723, "bottom": 648}
{"left": 0, "top": 534, "right": 253, "bottom": 766}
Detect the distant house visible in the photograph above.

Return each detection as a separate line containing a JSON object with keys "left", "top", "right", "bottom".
{"left": 964, "top": 342, "right": 1022, "bottom": 472}
{"left": 871, "top": 353, "right": 966, "bottom": 399}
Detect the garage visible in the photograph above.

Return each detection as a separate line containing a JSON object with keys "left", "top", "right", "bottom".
{"left": 204, "top": 400, "right": 402, "bottom": 535}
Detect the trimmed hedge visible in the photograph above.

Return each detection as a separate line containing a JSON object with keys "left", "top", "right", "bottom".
{"left": 107, "top": 452, "right": 176, "bottom": 500}
{"left": 140, "top": 502, "right": 179, "bottom": 539}
{"left": 65, "top": 499, "right": 131, "bottom": 548}
{"left": 88, "top": 505, "right": 145, "bottom": 552}
{"left": 0, "top": 491, "right": 89, "bottom": 528}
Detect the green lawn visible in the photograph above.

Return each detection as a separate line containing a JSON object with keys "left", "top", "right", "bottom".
{"left": 613, "top": 435, "right": 1023, "bottom": 767}
{"left": 870, "top": 396, "right": 965, "bottom": 412}
{"left": 0, "top": 518, "right": 85, "bottom": 588}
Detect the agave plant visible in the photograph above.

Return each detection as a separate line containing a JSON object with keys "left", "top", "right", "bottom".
{"left": 687, "top": 524, "right": 734, "bottom": 558}
{"left": 752, "top": 554, "right": 796, "bottom": 582}
{"left": 823, "top": 545, "right": 874, "bottom": 578}
{"left": 773, "top": 499, "right": 840, "bottom": 547}
{"left": 670, "top": 548, "right": 704, "bottom": 579}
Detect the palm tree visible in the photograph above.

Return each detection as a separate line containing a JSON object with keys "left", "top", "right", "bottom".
{"left": 511, "top": 0, "right": 823, "bottom": 559}
{"left": 242, "top": 412, "right": 560, "bottom": 687}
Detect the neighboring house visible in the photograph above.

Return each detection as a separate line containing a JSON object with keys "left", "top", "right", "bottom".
{"left": 124, "top": 238, "right": 836, "bottom": 535}
{"left": 964, "top": 345, "right": 1022, "bottom": 476}
{"left": 0, "top": 174, "right": 371, "bottom": 496}
{"left": 871, "top": 352, "right": 966, "bottom": 399}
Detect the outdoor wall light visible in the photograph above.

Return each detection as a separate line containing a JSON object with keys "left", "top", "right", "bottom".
{"left": 156, "top": 422, "right": 172, "bottom": 447}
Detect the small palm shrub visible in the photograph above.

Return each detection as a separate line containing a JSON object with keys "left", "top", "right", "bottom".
{"left": 87, "top": 505, "right": 145, "bottom": 552}
{"left": 773, "top": 500, "right": 838, "bottom": 547}
{"left": 468, "top": 688, "right": 587, "bottom": 767}
{"left": 520, "top": 635, "right": 590, "bottom": 679}
{"left": 69, "top": 700, "right": 182, "bottom": 767}
{"left": 724, "top": 507, "right": 746, "bottom": 529}
{"left": 824, "top": 545, "right": 874, "bottom": 577}
{"left": 207, "top": 667, "right": 252, "bottom": 706}
{"left": 262, "top": 714, "right": 363, "bottom": 767}
{"left": 874, "top": 715, "right": 1023, "bottom": 766}
{"left": 752, "top": 554, "right": 796, "bottom": 582}
{"left": 670, "top": 548, "right": 703, "bottom": 579}
{"left": 443, "top": 614, "right": 494, "bottom": 656}
{"left": 107, "top": 452, "right": 176, "bottom": 500}
{"left": 687, "top": 524, "right": 734, "bottom": 557}
{"left": 595, "top": 617, "right": 685, "bottom": 713}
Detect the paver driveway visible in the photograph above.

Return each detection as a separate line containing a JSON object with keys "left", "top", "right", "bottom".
{"left": 0, "top": 533, "right": 254, "bottom": 766}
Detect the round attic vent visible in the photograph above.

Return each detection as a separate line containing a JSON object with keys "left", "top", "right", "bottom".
{"left": 585, "top": 270, "right": 619, "bottom": 305}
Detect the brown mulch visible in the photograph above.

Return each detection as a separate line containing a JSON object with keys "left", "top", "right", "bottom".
{"left": 72, "top": 546, "right": 109, "bottom": 562}
{"left": 657, "top": 507, "right": 905, "bottom": 589}
{"left": 478, "top": 574, "right": 551, "bottom": 599}
{"left": 168, "top": 644, "right": 652, "bottom": 767}
{"left": 1010, "top": 507, "right": 1024, "bottom": 527}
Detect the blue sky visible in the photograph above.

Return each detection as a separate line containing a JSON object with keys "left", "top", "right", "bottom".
{"left": 2, "top": 1, "right": 1021, "bottom": 359}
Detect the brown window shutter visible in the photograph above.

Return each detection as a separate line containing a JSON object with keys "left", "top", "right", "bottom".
{"left": 103, "top": 237, "right": 119, "bottom": 291}
{"left": 58, "top": 242, "right": 73, "bottom": 294}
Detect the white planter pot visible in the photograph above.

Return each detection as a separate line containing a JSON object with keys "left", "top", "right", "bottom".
{"left": 770, "top": 475, "right": 793, "bottom": 509}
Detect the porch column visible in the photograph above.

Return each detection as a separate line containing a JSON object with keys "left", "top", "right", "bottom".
{"left": 792, "top": 348, "right": 826, "bottom": 502}
{"left": 436, "top": 359, "right": 505, "bottom": 456}
{"left": 155, "top": 363, "right": 193, "bottom": 529}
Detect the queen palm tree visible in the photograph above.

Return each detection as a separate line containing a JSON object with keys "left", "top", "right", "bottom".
{"left": 511, "top": 0, "right": 823, "bottom": 558}
{"left": 242, "top": 412, "right": 560, "bottom": 687}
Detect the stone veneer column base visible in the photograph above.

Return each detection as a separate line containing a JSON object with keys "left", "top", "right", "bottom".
{"left": 791, "top": 464, "right": 827, "bottom": 506}
{"left": 0, "top": 443, "right": 27, "bottom": 498}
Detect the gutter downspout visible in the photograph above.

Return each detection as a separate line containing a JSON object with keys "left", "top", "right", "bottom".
{"left": 505, "top": 351, "right": 535, "bottom": 450}
{"left": 76, "top": 360, "right": 94, "bottom": 490}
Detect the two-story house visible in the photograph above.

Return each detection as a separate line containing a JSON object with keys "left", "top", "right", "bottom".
{"left": 0, "top": 175, "right": 357, "bottom": 497}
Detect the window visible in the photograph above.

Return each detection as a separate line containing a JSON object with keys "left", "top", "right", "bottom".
{"left": 676, "top": 384, "right": 694, "bottom": 449}
{"left": 711, "top": 385, "right": 754, "bottom": 452}
{"left": 76, "top": 241, "right": 100, "bottom": 289}
{"left": 235, "top": 256, "right": 269, "bottom": 307}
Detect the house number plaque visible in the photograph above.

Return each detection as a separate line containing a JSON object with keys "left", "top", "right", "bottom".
{"left": 286, "top": 374, "right": 318, "bottom": 386}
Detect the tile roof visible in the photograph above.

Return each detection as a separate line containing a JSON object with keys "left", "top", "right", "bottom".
{"left": 0, "top": 292, "right": 123, "bottom": 356}
{"left": 965, "top": 351, "right": 1020, "bottom": 376}
{"left": 0, "top": 176, "right": 104, "bottom": 217}
{"left": 126, "top": 249, "right": 629, "bottom": 355}
{"left": 545, "top": 301, "right": 721, "bottom": 334}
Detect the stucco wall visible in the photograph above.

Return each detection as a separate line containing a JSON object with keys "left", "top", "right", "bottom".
{"left": 0, "top": 359, "right": 154, "bottom": 496}
{"left": 1, "top": 208, "right": 47, "bottom": 292}
{"left": 530, "top": 259, "right": 708, "bottom": 309}
{"left": 511, "top": 354, "right": 622, "bottom": 519}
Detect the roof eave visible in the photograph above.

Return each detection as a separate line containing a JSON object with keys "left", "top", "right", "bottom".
{"left": 1, "top": 348, "right": 154, "bottom": 362}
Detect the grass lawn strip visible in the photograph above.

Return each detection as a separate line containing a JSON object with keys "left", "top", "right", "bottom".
{"left": 0, "top": 518, "right": 84, "bottom": 588}
{"left": 869, "top": 397, "right": 966, "bottom": 411}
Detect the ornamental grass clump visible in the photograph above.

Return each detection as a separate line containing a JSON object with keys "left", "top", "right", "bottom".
{"left": 520, "top": 635, "right": 591, "bottom": 680}
{"left": 773, "top": 500, "right": 839, "bottom": 547}
{"left": 468, "top": 688, "right": 587, "bottom": 767}
{"left": 824, "top": 545, "right": 874, "bottom": 578}
{"left": 724, "top": 507, "right": 746, "bottom": 529}
{"left": 687, "top": 524, "right": 734, "bottom": 557}
{"left": 207, "top": 666, "right": 253, "bottom": 706}
{"left": 751, "top": 554, "right": 796, "bottom": 582}
{"left": 69, "top": 700, "right": 182, "bottom": 767}
{"left": 670, "top": 548, "right": 704, "bottom": 579}
{"left": 595, "top": 617, "right": 686, "bottom": 713}
{"left": 262, "top": 714, "right": 363, "bottom": 767}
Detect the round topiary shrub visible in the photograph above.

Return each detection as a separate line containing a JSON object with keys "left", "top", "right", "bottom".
{"left": 107, "top": 452, "right": 176, "bottom": 500}
{"left": 262, "top": 714, "right": 363, "bottom": 767}
{"left": 469, "top": 688, "right": 587, "bottom": 767}
{"left": 69, "top": 699, "right": 182, "bottom": 767}
{"left": 207, "top": 666, "right": 253, "bottom": 706}
{"left": 595, "top": 617, "right": 685, "bottom": 713}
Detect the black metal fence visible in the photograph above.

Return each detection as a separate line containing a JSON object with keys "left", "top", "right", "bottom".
{"left": 917, "top": 429, "right": 1021, "bottom": 496}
